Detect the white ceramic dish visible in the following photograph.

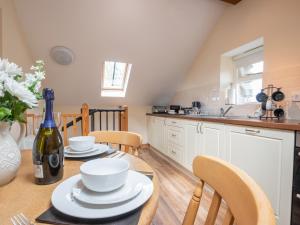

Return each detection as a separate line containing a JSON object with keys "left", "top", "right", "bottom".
{"left": 64, "top": 145, "right": 108, "bottom": 158}
{"left": 51, "top": 171, "right": 153, "bottom": 219}
{"left": 64, "top": 144, "right": 107, "bottom": 155}
{"left": 72, "top": 170, "right": 143, "bottom": 205}
{"left": 80, "top": 158, "right": 129, "bottom": 192}
{"left": 69, "top": 136, "right": 95, "bottom": 152}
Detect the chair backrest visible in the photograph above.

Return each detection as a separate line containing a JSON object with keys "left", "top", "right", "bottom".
{"left": 182, "top": 156, "right": 276, "bottom": 225}
{"left": 88, "top": 130, "right": 142, "bottom": 156}
{"left": 61, "top": 103, "right": 90, "bottom": 145}
{"left": 25, "top": 113, "right": 43, "bottom": 136}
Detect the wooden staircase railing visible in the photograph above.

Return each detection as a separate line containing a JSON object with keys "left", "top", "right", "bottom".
{"left": 61, "top": 104, "right": 128, "bottom": 145}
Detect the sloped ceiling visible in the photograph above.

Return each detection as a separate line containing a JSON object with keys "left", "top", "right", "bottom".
{"left": 13, "top": 0, "right": 226, "bottom": 106}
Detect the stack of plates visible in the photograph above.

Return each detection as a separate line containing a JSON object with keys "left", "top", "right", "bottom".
{"left": 51, "top": 170, "right": 153, "bottom": 219}
{"left": 64, "top": 144, "right": 109, "bottom": 158}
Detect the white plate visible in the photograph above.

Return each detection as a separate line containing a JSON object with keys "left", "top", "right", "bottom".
{"left": 72, "top": 171, "right": 143, "bottom": 205}
{"left": 64, "top": 145, "right": 109, "bottom": 158}
{"left": 64, "top": 144, "right": 108, "bottom": 155}
{"left": 51, "top": 171, "right": 153, "bottom": 219}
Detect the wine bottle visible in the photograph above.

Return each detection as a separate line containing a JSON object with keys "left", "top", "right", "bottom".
{"left": 32, "top": 88, "right": 64, "bottom": 184}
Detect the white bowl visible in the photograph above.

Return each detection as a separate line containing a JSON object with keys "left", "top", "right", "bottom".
{"left": 80, "top": 158, "right": 129, "bottom": 192}
{"left": 69, "top": 136, "right": 95, "bottom": 152}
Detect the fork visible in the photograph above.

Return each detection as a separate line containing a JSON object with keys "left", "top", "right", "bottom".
{"left": 10, "top": 213, "right": 34, "bottom": 225}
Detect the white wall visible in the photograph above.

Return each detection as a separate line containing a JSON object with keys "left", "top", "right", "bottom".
{"left": 172, "top": 0, "right": 300, "bottom": 119}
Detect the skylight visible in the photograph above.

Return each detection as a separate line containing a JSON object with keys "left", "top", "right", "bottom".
{"left": 101, "top": 61, "right": 132, "bottom": 97}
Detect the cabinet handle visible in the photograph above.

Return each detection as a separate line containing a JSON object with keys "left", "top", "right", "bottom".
{"left": 297, "top": 151, "right": 300, "bottom": 157}
{"left": 245, "top": 129, "right": 260, "bottom": 134}
{"left": 164, "top": 119, "right": 166, "bottom": 126}
{"left": 172, "top": 134, "right": 176, "bottom": 137}
{"left": 196, "top": 123, "right": 200, "bottom": 133}
{"left": 172, "top": 121, "right": 176, "bottom": 124}
{"left": 296, "top": 193, "right": 300, "bottom": 199}
{"left": 199, "top": 123, "right": 204, "bottom": 134}
{"left": 171, "top": 150, "right": 176, "bottom": 154}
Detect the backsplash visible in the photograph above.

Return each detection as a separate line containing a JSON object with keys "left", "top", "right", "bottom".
{"left": 171, "top": 83, "right": 300, "bottom": 120}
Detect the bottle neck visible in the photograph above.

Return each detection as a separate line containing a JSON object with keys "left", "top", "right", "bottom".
{"left": 42, "top": 99, "right": 56, "bottom": 128}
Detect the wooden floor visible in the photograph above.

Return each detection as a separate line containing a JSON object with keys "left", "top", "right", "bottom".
{"left": 139, "top": 148, "right": 226, "bottom": 225}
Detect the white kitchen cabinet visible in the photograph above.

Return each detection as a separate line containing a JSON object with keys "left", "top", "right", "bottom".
{"left": 200, "top": 122, "right": 226, "bottom": 160}
{"left": 147, "top": 116, "right": 166, "bottom": 153}
{"left": 184, "top": 121, "right": 202, "bottom": 171}
{"left": 225, "top": 125, "right": 294, "bottom": 225}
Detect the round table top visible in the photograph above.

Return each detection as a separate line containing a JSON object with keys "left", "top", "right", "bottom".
{"left": 0, "top": 150, "right": 159, "bottom": 225}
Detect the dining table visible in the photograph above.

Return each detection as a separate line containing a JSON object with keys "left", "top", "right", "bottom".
{"left": 0, "top": 150, "right": 159, "bottom": 225}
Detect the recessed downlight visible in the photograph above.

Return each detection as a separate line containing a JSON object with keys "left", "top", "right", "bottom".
{"left": 50, "top": 46, "right": 74, "bottom": 65}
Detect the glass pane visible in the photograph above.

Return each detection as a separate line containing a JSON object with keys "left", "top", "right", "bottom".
{"left": 238, "top": 61, "right": 264, "bottom": 77}
{"left": 237, "top": 78, "right": 262, "bottom": 104}
{"left": 103, "top": 61, "right": 127, "bottom": 89}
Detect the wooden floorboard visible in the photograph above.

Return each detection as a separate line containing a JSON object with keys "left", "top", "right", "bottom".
{"left": 139, "top": 148, "right": 227, "bottom": 225}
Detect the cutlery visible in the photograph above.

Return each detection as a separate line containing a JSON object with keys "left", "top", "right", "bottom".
{"left": 116, "top": 152, "right": 126, "bottom": 158}
{"left": 106, "top": 151, "right": 121, "bottom": 158}
{"left": 11, "top": 213, "right": 34, "bottom": 225}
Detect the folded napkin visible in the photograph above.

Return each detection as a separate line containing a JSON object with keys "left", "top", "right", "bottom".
{"left": 36, "top": 174, "right": 153, "bottom": 225}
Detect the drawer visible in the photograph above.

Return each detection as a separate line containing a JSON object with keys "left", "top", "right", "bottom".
{"left": 165, "top": 119, "right": 184, "bottom": 128}
{"left": 292, "top": 188, "right": 300, "bottom": 225}
{"left": 167, "top": 127, "right": 184, "bottom": 146}
{"left": 168, "top": 144, "right": 182, "bottom": 162}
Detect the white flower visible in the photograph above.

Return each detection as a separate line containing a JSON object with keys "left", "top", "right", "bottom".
{"left": 0, "top": 82, "right": 4, "bottom": 97}
{"left": 4, "top": 77, "right": 38, "bottom": 107}
{"left": 34, "top": 81, "right": 41, "bottom": 92}
{"left": 34, "top": 71, "right": 45, "bottom": 80}
{"left": 0, "top": 58, "right": 22, "bottom": 78}
{"left": 24, "top": 73, "right": 36, "bottom": 87}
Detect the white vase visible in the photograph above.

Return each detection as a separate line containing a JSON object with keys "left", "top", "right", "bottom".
{"left": 0, "top": 122, "right": 25, "bottom": 186}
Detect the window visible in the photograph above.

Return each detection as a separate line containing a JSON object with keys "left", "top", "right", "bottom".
{"left": 101, "top": 61, "right": 132, "bottom": 97}
{"left": 232, "top": 46, "right": 264, "bottom": 104}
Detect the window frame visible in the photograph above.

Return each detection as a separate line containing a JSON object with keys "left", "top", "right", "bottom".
{"left": 100, "top": 61, "right": 132, "bottom": 97}
{"left": 232, "top": 47, "right": 264, "bottom": 105}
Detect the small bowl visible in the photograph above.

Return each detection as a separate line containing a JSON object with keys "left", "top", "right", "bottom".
{"left": 80, "top": 158, "right": 129, "bottom": 192}
{"left": 69, "top": 136, "right": 95, "bottom": 152}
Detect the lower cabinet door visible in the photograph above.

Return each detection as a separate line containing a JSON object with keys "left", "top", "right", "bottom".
{"left": 225, "top": 125, "right": 294, "bottom": 225}
{"left": 200, "top": 122, "right": 226, "bottom": 160}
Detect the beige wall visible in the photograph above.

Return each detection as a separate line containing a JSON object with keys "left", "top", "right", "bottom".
{"left": 172, "top": 0, "right": 300, "bottom": 119}
{"left": 55, "top": 104, "right": 151, "bottom": 144}
{"left": 0, "top": 0, "right": 32, "bottom": 67}
{"left": 0, "top": 0, "right": 33, "bottom": 140}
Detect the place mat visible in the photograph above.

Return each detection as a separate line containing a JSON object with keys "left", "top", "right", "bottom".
{"left": 36, "top": 174, "right": 153, "bottom": 225}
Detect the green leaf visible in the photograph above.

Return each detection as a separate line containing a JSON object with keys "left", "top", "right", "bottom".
{"left": 0, "top": 107, "right": 11, "bottom": 121}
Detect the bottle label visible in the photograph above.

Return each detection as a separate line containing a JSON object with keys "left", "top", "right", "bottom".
{"left": 34, "top": 164, "right": 44, "bottom": 178}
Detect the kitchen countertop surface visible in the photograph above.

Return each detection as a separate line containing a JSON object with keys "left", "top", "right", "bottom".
{"left": 146, "top": 113, "right": 300, "bottom": 131}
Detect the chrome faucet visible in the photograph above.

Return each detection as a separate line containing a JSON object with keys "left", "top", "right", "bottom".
{"left": 220, "top": 106, "right": 233, "bottom": 117}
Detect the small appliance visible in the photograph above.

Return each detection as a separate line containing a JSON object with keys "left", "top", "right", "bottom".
{"left": 169, "top": 105, "right": 181, "bottom": 113}
{"left": 152, "top": 106, "right": 168, "bottom": 114}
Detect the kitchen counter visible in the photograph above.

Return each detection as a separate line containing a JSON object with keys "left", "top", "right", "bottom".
{"left": 146, "top": 113, "right": 300, "bottom": 131}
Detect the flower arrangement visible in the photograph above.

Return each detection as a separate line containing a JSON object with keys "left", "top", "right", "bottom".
{"left": 0, "top": 58, "right": 45, "bottom": 123}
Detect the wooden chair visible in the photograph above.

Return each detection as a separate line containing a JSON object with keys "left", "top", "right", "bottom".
{"left": 182, "top": 156, "right": 276, "bottom": 225}
{"left": 62, "top": 103, "right": 89, "bottom": 145}
{"left": 88, "top": 130, "right": 142, "bottom": 156}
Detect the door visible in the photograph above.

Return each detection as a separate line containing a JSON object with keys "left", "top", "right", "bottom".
{"left": 200, "top": 122, "right": 226, "bottom": 160}
{"left": 184, "top": 121, "right": 202, "bottom": 171}
{"left": 225, "top": 125, "right": 294, "bottom": 225}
